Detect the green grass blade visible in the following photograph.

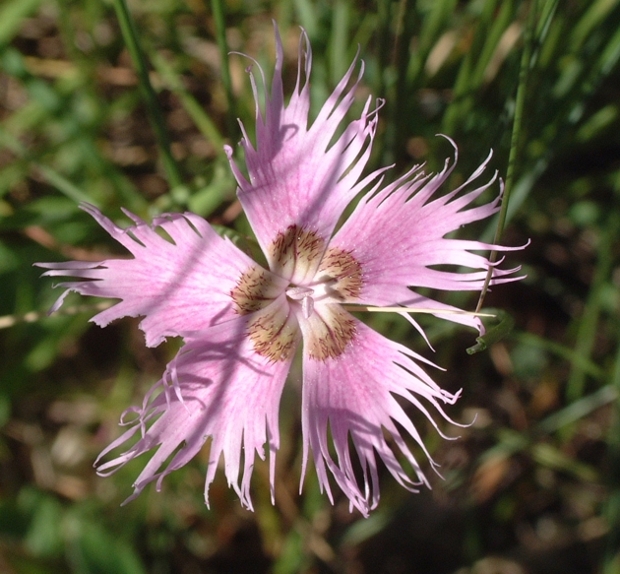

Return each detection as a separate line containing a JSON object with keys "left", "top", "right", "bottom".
{"left": 0, "top": 0, "right": 43, "bottom": 47}
{"left": 209, "top": 0, "right": 237, "bottom": 139}
{"left": 111, "top": 0, "right": 184, "bottom": 190}
{"left": 150, "top": 52, "right": 226, "bottom": 154}
{"left": 604, "top": 332, "right": 620, "bottom": 571}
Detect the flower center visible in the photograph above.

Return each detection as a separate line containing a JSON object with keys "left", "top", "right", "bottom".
{"left": 301, "top": 305, "right": 358, "bottom": 360}
{"left": 316, "top": 246, "right": 363, "bottom": 301}
{"left": 231, "top": 227, "right": 364, "bottom": 362}
{"left": 285, "top": 285, "right": 316, "bottom": 318}
{"left": 231, "top": 266, "right": 284, "bottom": 315}
{"left": 268, "top": 224, "right": 325, "bottom": 284}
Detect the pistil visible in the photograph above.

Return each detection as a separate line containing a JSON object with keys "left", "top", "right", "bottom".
{"left": 285, "top": 285, "right": 315, "bottom": 318}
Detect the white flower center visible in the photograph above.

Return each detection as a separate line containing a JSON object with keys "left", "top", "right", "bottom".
{"left": 231, "top": 226, "right": 363, "bottom": 362}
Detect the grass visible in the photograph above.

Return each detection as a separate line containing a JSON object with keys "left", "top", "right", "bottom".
{"left": 1, "top": 0, "right": 620, "bottom": 573}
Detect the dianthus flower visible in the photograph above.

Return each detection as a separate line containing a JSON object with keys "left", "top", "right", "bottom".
{"left": 38, "top": 28, "right": 521, "bottom": 516}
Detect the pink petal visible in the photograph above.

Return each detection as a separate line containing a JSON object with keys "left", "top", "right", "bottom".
{"left": 95, "top": 310, "right": 298, "bottom": 510}
{"left": 226, "top": 26, "right": 379, "bottom": 264}
{"left": 36, "top": 204, "right": 285, "bottom": 347}
{"left": 298, "top": 313, "right": 462, "bottom": 517}
{"left": 329, "top": 140, "right": 523, "bottom": 331}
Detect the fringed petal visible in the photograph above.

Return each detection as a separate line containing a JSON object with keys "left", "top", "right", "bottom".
{"left": 36, "top": 204, "right": 281, "bottom": 347}
{"left": 95, "top": 310, "right": 297, "bottom": 509}
{"left": 227, "top": 27, "right": 378, "bottom": 264}
{"left": 298, "top": 314, "right": 463, "bottom": 517}
{"left": 36, "top": 26, "right": 526, "bottom": 517}
{"left": 329, "top": 139, "right": 524, "bottom": 332}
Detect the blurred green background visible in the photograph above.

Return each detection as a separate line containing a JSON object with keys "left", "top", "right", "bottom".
{"left": 1, "top": 0, "right": 620, "bottom": 572}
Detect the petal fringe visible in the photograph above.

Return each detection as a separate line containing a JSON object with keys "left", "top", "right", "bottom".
{"left": 36, "top": 204, "right": 281, "bottom": 347}
{"left": 329, "top": 139, "right": 525, "bottom": 332}
{"left": 95, "top": 312, "right": 296, "bottom": 509}
{"left": 227, "top": 27, "right": 379, "bottom": 264}
{"left": 299, "top": 315, "right": 464, "bottom": 517}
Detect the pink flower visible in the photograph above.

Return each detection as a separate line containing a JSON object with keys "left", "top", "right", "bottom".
{"left": 37, "top": 28, "right": 521, "bottom": 516}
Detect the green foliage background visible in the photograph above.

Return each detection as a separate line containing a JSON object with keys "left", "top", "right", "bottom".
{"left": 1, "top": 0, "right": 620, "bottom": 572}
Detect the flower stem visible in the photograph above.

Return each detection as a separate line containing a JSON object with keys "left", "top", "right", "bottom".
{"left": 475, "top": 0, "right": 539, "bottom": 312}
